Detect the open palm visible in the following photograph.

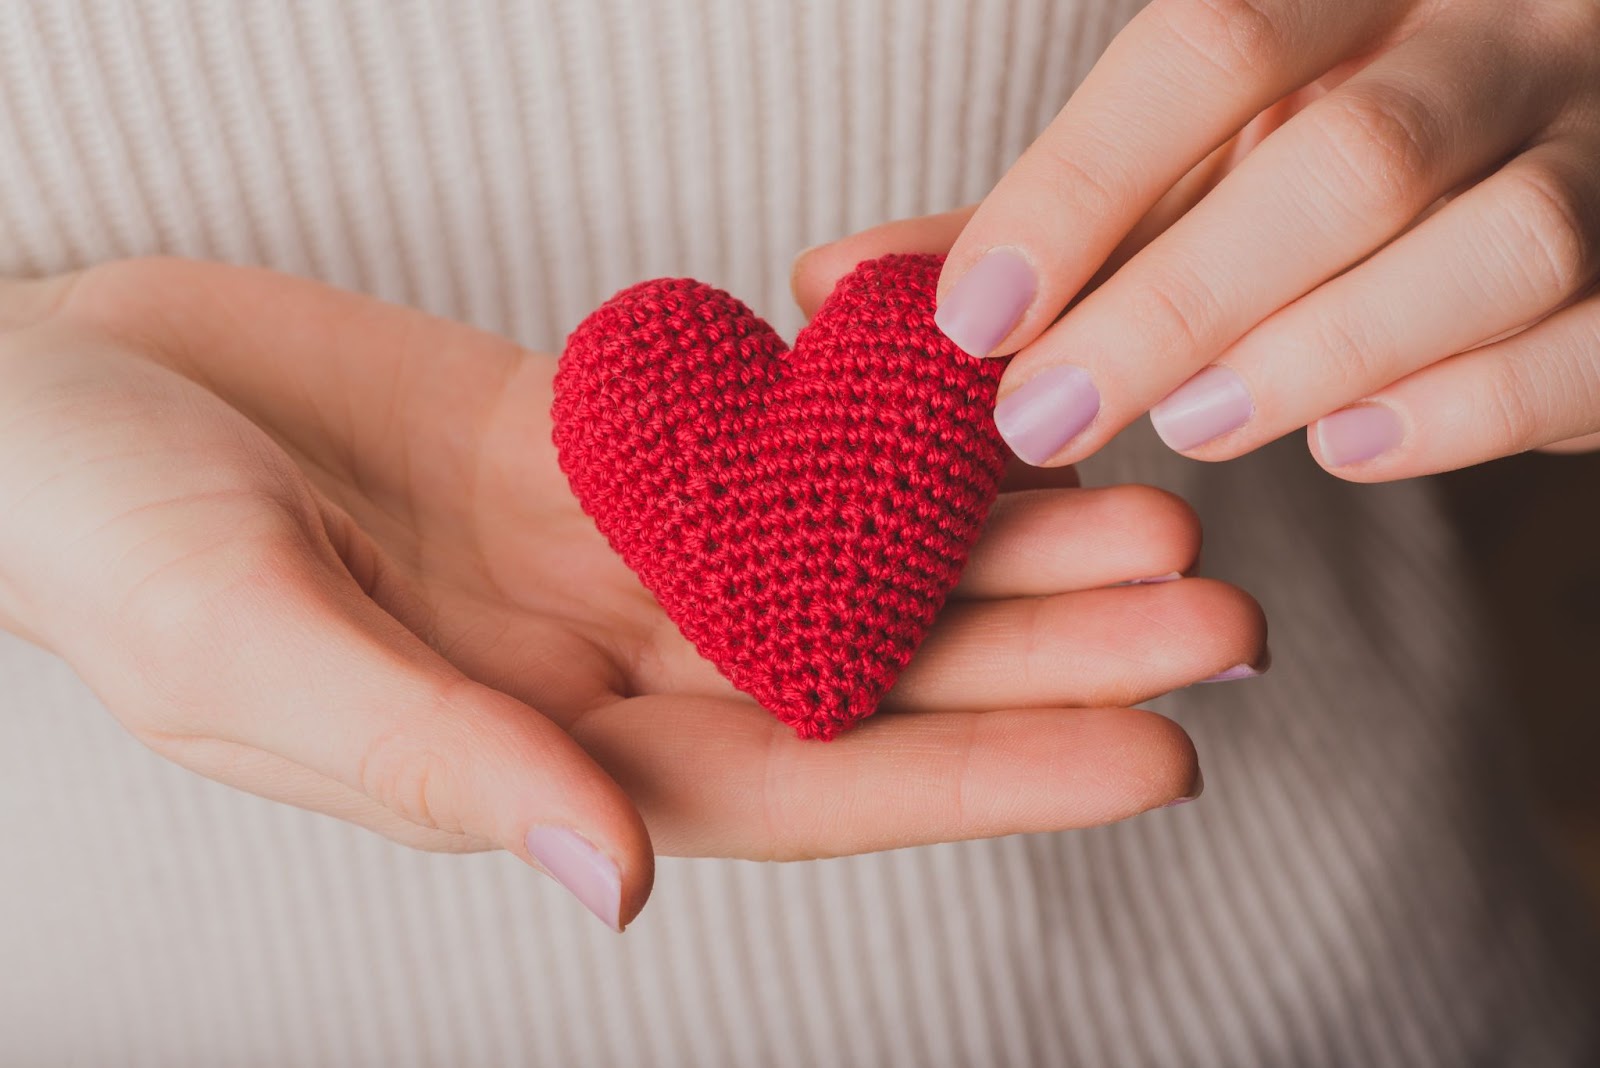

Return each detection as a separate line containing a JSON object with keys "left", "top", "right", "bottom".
{"left": 0, "top": 259, "right": 1264, "bottom": 927}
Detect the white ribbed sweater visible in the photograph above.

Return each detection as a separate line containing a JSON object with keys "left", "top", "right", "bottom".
{"left": 1, "top": 2, "right": 1596, "bottom": 1065}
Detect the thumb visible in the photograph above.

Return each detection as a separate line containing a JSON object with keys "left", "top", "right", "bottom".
{"left": 1, "top": 309, "right": 652, "bottom": 930}
{"left": 791, "top": 207, "right": 976, "bottom": 319}
{"left": 789, "top": 207, "right": 1081, "bottom": 493}
{"left": 101, "top": 502, "right": 655, "bottom": 931}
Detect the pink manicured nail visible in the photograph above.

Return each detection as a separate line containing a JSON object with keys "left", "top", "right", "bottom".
{"left": 526, "top": 827, "right": 623, "bottom": 931}
{"left": 1199, "top": 647, "right": 1272, "bottom": 685}
{"left": 934, "top": 248, "right": 1037, "bottom": 357}
{"left": 1315, "top": 405, "right": 1404, "bottom": 467}
{"left": 994, "top": 365, "right": 1101, "bottom": 465}
{"left": 1200, "top": 663, "right": 1265, "bottom": 683}
{"left": 1150, "top": 366, "right": 1255, "bottom": 452}
{"left": 1163, "top": 769, "right": 1205, "bottom": 808}
{"left": 1128, "top": 572, "right": 1183, "bottom": 586}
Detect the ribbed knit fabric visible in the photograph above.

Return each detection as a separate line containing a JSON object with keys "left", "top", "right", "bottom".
{"left": 555, "top": 254, "right": 1008, "bottom": 738}
{"left": 1, "top": 2, "right": 1597, "bottom": 1066}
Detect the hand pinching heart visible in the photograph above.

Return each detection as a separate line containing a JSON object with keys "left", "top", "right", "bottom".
{"left": 553, "top": 254, "right": 1008, "bottom": 738}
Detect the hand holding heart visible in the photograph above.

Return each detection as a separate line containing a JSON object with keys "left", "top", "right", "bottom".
{"left": 891, "top": 0, "right": 1600, "bottom": 475}
{"left": 0, "top": 258, "right": 1264, "bottom": 927}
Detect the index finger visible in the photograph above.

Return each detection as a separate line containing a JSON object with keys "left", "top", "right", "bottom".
{"left": 935, "top": 0, "right": 1400, "bottom": 358}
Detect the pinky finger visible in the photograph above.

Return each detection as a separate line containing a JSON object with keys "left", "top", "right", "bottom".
{"left": 1309, "top": 291, "right": 1600, "bottom": 480}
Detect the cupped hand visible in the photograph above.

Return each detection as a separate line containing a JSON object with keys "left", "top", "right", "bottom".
{"left": 0, "top": 259, "right": 1265, "bottom": 928}
{"left": 931, "top": 0, "right": 1600, "bottom": 478}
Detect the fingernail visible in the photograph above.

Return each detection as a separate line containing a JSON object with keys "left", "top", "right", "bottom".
{"left": 1315, "top": 405, "right": 1404, "bottom": 467}
{"left": 934, "top": 248, "right": 1037, "bottom": 357}
{"left": 1164, "top": 768, "right": 1205, "bottom": 807}
{"left": 994, "top": 365, "right": 1101, "bottom": 465}
{"left": 1150, "top": 366, "right": 1255, "bottom": 452}
{"left": 526, "top": 827, "right": 623, "bottom": 931}
{"left": 1120, "top": 572, "right": 1183, "bottom": 586}
{"left": 1200, "top": 663, "right": 1264, "bottom": 683}
{"left": 1199, "top": 647, "right": 1273, "bottom": 684}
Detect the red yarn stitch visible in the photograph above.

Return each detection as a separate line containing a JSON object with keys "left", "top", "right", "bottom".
{"left": 552, "top": 254, "right": 1008, "bottom": 739}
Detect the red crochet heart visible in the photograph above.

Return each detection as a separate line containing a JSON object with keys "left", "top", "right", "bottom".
{"left": 552, "top": 253, "right": 1007, "bottom": 739}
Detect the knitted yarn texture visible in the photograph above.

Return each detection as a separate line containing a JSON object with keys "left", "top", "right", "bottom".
{"left": 553, "top": 254, "right": 1009, "bottom": 738}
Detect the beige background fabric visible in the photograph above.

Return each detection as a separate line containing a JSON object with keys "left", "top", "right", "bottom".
{"left": 1, "top": 2, "right": 1597, "bottom": 1064}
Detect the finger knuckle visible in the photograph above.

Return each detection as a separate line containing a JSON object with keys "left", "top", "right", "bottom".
{"left": 1479, "top": 358, "right": 1547, "bottom": 455}
{"left": 947, "top": 714, "right": 983, "bottom": 836}
{"left": 1156, "top": 0, "right": 1289, "bottom": 79}
{"left": 1501, "top": 164, "right": 1599, "bottom": 300}
{"left": 755, "top": 728, "right": 809, "bottom": 861}
{"left": 1312, "top": 84, "right": 1444, "bottom": 215}
{"left": 1011, "top": 596, "right": 1054, "bottom": 696}
{"left": 1519, "top": 327, "right": 1600, "bottom": 446}
{"left": 1306, "top": 310, "right": 1386, "bottom": 396}
{"left": 356, "top": 717, "right": 460, "bottom": 834}
{"left": 1123, "top": 263, "right": 1226, "bottom": 356}
{"left": 1034, "top": 131, "right": 1132, "bottom": 224}
{"left": 1569, "top": 325, "right": 1600, "bottom": 418}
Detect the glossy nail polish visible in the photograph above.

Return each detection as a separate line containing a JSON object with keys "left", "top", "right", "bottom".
{"left": 1150, "top": 366, "right": 1255, "bottom": 452}
{"left": 526, "top": 827, "right": 624, "bottom": 931}
{"left": 993, "top": 365, "right": 1101, "bottom": 465}
{"left": 1315, "top": 405, "right": 1404, "bottom": 467}
{"left": 934, "top": 248, "right": 1037, "bottom": 357}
